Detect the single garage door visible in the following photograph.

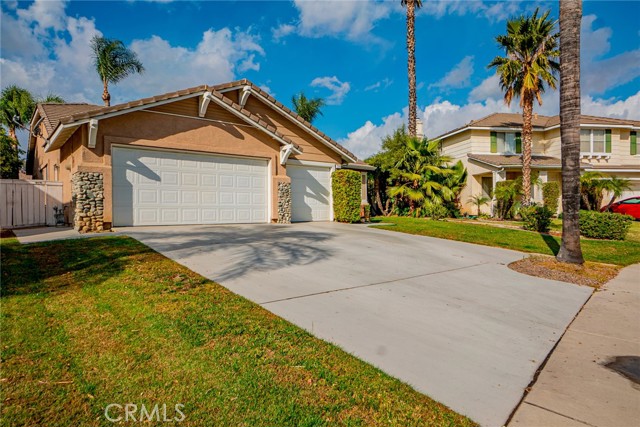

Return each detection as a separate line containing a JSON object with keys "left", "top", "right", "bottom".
{"left": 112, "top": 147, "right": 268, "bottom": 226}
{"left": 287, "top": 164, "right": 332, "bottom": 222}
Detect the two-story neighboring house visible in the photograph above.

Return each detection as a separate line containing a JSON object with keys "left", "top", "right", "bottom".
{"left": 436, "top": 113, "right": 640, "bottom": 215}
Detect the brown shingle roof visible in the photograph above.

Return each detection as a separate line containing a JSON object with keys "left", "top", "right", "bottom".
{"left": 58, "top": 85, "right": 209, "bottom": 124}
{"left": 51, "top": 85, "right": 302, "bottom": 152}
{"left": 213, "top": 79, "right": 358, "bottom": 161}
{"left": 468, "top": 154, "right": 562, "bottom": 168}
{"left": 436, "top": 112, "right": 640, "bottom": 140}
{"left": 37, "top": 103, "right": 100, "bottom": 135}
{"left": 49, "top": 79, "right": 365, "bottom": 160}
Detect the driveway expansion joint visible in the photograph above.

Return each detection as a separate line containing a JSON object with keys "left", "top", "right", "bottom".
{"left": 522, "top": 402, "right": 596, "bottom": 427}
{"left": 259, "top": 262, "right": 490, "bottom": 305}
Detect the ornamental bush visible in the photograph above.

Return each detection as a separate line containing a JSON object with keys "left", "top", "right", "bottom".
{"left": 520, "top": 205, "right": 553, "bottom": 232}
{"left": 542, "top": 181, "right": 560, "bottom": 214}
{"left": 494, "top": 180, "right": 521, "bottom": 219}
{"left": 579, "top": 210, "right": 633, "bottom": 240}
{"left": 332, "top": 169, "right": 362, "bottom": 223}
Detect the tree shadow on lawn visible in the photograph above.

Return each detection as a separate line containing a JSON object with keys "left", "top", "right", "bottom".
{"left": 0, "top": 236, "right": 154, "bottom": 297}
{"left": 540, "top": 232, "right": 561, "bottom": 255}
{"left": 124, "top": 225, "right": 335, "bottom": 282}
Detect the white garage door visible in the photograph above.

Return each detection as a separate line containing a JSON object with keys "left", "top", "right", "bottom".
{"left": 112, "top": 147, "right": 268, "bottom": 226}
{"left": 288, "top": 164, "right": 332, "bottom": 222}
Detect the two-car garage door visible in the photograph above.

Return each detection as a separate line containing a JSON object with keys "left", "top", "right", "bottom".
{"left": 112, "top": 147, "right": 268, "bottom": 226}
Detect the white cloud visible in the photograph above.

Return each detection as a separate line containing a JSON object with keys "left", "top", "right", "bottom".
{"left": 581, "top": 15, "right": 640, "bottom": 95}
{"left": 419, "top": 0, "right": 486, "bottom": 19}
{"left": 121, "top": 29, "right": 264, "bottom": 96}
{"left": 338, "top": 112, "right": 405, "bottom": 160}
{"left": 283, "top": 0, "right": 395, "bottom": 44}
{"left": 1, "top": 2, "right": 265, "bottom": 107}
{"left": 16, "top": 0, "right": 67, "bottom": 32}
{"left": 310, "top": 76, "right": 351, "bottom": 105}
{"left": 468, "top": 74, "right": 502, "bottom": 102}
{"left": 429, "top": 55, "right": 474, "bottom": 90}
{"left": 364, "top": 78, "right": 393, "bottom": 92}
{"left": 582, "top": 91, "right": 640, "bottom": 118}
{"left": 272, "top": 23, "right": 296, "bottom": 42}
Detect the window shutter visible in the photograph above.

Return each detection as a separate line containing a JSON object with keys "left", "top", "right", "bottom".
{"left": 490, "top": 132, "right": 497, "bottom": 153}
{"left": 632, "top": 131, "right": 637, "bottom": 155}
{"left": 515, "top": 132, "right": 522, "bottom": 154}
{"left": 605, "top": 129, "right": 612, "bottom": 153}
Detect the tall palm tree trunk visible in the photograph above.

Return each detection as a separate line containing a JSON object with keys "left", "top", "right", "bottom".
{"left": 102, "top": 80, "right": 111, "bottom": 107}
{"left": 521, "top": 93, "right": 534, "bottom": 204}
{"left": 406, "top": 0, "right": 417, "bottom": 137}
{"left": 557, "top": 0, "right": 584, "bottom": 264}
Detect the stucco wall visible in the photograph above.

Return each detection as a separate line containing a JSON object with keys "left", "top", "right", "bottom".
{"left": 34, "top": 94, "right": 347, "bottom": 227}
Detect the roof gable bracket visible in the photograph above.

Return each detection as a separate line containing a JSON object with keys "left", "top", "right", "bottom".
{"left": 199, "top": 92, "right": 214, "bottom": 117}
{"left": 88, "top": 119, "right": 99, "bottom": 149}
{"left": 280, "top": 143, "right": 300, "bottom": 165}
{"left": 239, "top": 85, "right": 251, "bottom": 108}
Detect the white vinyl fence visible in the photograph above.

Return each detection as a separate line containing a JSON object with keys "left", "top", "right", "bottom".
{"left": 0, "top": 179, "right": 64, "bottom": 228}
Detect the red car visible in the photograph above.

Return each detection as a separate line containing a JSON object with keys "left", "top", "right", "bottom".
{"left": 601, "top": 196, "right": 640, "bottom": 220}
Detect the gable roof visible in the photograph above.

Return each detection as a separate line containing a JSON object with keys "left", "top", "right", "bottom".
{"left": 436, "top": 112, "right": 640, "bottom": 141}
{"left": 40, "top": 80, "right": 358, "bottom": 162}
{"left": 37, "top": 103, "right": 101, "bottom": 135}
{"left": 214, "top": 79, "right": 357, "bottom": 162}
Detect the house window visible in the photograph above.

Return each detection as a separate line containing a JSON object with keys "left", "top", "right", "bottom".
{"left": 580, "top": 129, "right": 606, "bottom": 154}
{"left": 481, "top": 176, "right": 493, "bottom": 198}
{"left": 496, "top": 132, "right": 517, "bottom": 154}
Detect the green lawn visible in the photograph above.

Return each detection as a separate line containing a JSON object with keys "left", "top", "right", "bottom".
{"left": 0, "top": 236, "right": 474, "bottom": 427}
{"left": 371, "top": 217, "right": 640, "bottom": 266}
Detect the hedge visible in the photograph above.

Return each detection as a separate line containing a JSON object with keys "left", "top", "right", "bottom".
{"left": 542, "top": 181, "right": 560, "bottom": 214}
{"left": 332, "top": 169, "right": 362, "bottom": 223}
{"left": 579, "top": 210, "right": 633, "bottom": 240}
{"left": 520, "top": 205, "right": 553, "bottom": 232}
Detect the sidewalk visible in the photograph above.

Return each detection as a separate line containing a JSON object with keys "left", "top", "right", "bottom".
{"left": 509, "top": 263, "right": 640, "bottom": 427}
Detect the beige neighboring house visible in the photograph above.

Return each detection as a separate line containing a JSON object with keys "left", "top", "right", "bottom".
{"left": 27, "top": 79, "right": 373, "bottom": 232}
{"left": 436, "top": 113, "right": 640, "bottom": 215}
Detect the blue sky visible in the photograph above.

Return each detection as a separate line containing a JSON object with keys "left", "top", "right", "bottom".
{"left": 2, "top": 0, "right": 639, "bottom": 158}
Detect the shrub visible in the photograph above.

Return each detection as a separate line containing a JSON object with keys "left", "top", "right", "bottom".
{"left": 579, "top": 210, "right": 633, "bottom": 240}
{"left": 494, "top": 180, "right": 521, "bottom": 219}
{"left": 520, "top": 205, "right": 553, "bottom": 232}
{"left": 424, "top": 202, "right": 449, "bottom": 220}
{"left": 332, "top": 169, "right": 362, "bottom": 223}
{"left": 542, "top": 181, "right": 560, "bottom": 214}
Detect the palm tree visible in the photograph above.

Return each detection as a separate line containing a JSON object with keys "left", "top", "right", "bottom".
{"left": 603, "top": 176, "right": 631, "bottom": 208}
{"left": 557, "top": 0, "right": 583, "bottom": 264}
{"left": 0, "top": 85, "right": 35, "bottom": 142}
{"left": 387, "top": 136, "right": 453, "bottom": 215}
{"left": 468, "top": 194, "right": 490, "bottom": 217}
{"left": 91, "top": 36, "right": 144, "bottom": 107}
{"left": 401, "top": 0, "right": 423, "bottom": 137}
{"left": 40, "top": 94, "right": 65, "bottom": 104}
{"left": 291, "top": 92, "right": 325, "bottom": 123}
{"left": 489, "top": 8, "right": 559, "bottom": 205}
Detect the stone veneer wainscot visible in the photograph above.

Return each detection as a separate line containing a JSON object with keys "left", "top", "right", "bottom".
{"left": 277, "top": 181, "right": 292, "bottom": 224}
{"left": 72, "top": 172, "right": 105, "bottom": 232}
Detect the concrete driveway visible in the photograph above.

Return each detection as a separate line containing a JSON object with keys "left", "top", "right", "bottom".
{"left": 122, "top": 222, "right": 592, "bottom": 427}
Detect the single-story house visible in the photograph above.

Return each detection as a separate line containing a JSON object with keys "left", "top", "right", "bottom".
{"left": 27, "top": 79, "right": 373, "bottom": 231}
{"left": 435, "top": 113, "right": 640, "bottom": 214}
